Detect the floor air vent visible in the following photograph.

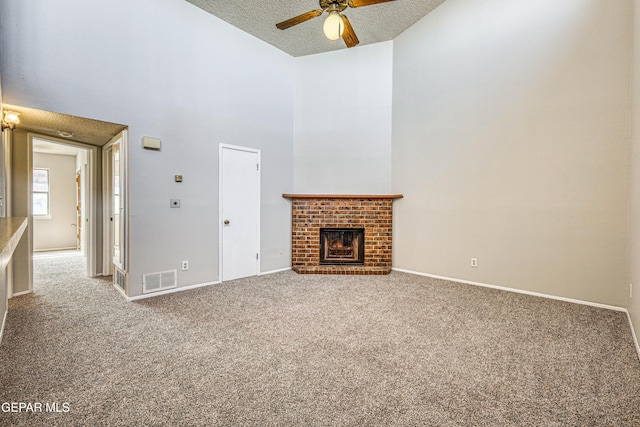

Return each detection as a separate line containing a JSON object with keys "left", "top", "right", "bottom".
{"left": 143, "top": 270, "right": 177, "bottom": 294}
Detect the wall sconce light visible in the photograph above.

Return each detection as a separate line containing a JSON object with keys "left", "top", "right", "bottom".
{"left": 1, "top": 110, "right": 20, "bottom": 130}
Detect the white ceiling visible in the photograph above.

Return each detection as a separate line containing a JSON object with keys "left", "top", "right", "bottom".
{"left": 186, "top": 0, "right": 448, "bottom": 57}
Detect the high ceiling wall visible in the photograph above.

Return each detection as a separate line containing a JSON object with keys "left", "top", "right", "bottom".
{"left": 392, "top": 0, "right": 632, "bottom": 307}
{"left": 0, "top": 0, "right": 295, "bottom": 295}
{"left": 293, "top": 42, "right": 393, "bottom": 194}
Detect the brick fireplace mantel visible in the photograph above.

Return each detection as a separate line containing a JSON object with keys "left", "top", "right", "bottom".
{"left": 283, "top": 194, "right": 403, "bottom": 275}
{"left": 283, "top": 194, "right": 404, "bottom": 200}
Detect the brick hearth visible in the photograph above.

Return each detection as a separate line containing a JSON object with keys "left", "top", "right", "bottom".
{"left": 282, "top": 194, "right": 403, "bottom": 275}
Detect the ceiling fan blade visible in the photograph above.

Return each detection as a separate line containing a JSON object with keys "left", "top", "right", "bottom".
{"left": 348, "top": 0, "right": 394, "bottom": 7}
{"left": 276, "top": 10, "right": 323, "bottom": 30}
{"left": 341, "top": 15, "right": 359, "bottom": 48}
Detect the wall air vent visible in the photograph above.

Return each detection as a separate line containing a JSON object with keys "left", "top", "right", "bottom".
{"left": 114, "top": 267, "right": 127, "bottom": 291}
{"left": 143, "top": 270, "right": 177, "bottom": 294}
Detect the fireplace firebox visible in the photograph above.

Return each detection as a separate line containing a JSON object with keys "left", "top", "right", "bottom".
{"left": 320, "top": 228, "right": 365, "bottom": 265}
{"left": 283, "top": 194, "right": 403, "bottom": 275}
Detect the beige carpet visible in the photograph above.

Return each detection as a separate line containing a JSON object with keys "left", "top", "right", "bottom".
{"left": 0, "top": 253, "right": 639, "bottom": 426}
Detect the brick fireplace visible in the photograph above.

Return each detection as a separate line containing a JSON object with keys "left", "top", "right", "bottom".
{"left": 282, "top": 194, "right": 403, "bottom": 275}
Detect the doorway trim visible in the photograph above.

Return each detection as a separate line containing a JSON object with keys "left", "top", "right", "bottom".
{"left": 218, "top": 143, "right": 261, "bottom": 283}
{"left": 102, "top": 130, "right": 129, "bottom": 285}
{"left": 28, "top": 133, "right": 98, "bottom": 278}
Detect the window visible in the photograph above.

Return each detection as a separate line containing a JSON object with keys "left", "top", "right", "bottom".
{"left": 33, "top": 168, "right": 50, "bottom": 216}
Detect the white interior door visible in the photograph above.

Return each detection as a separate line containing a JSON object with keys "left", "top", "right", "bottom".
{"left": 220, "top": 144, "right": 260, "bottom": 282}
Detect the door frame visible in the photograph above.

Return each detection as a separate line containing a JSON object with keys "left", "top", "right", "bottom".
{"left": 28, "top": 133, "right": 98, "bottom": 277}
{"left": 75, "top": 169, "right": 81, "bottom": 250}
{"left": 102, "top": 130, "right": 128, "bottom": 277}
{"left": 102, "top": 142, "right": 113, "bottom": 276}
{"left": 218, "top": 143, "right": 261, "bottom": 282}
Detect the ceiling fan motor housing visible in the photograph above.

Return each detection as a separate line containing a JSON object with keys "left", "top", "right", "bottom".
{"left": 276, "top": 0, "right": 393, "bottom": 48}
{"left": 320, "top": 0, "right": 348, "bottom": 12}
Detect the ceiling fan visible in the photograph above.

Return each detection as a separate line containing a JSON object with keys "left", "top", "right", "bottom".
{"left": 276, "top": 0, "right": 395, "bottom": 48}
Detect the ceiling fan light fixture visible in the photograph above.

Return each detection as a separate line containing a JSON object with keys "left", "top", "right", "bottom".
{"left": 323, "top": 11, "right": 344, "bottom": 40}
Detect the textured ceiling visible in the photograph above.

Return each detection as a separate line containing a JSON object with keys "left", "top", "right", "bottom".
{"left": 3, "top": 105, "right": 126, "bottom": 147}
{"left": 186, "top": 0, "right": 448, "bottom": 57}
{"left": 33, "top": 137, "right": 84, "bottom": 156}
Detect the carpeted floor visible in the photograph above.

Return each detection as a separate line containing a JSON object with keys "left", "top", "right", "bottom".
{"left": 0, "top": 253, "right": 639, "bottom": 426}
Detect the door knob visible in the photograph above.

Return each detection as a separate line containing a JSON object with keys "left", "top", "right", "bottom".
{"left": 224, "top": 220, "right": 230, "bottom": 225}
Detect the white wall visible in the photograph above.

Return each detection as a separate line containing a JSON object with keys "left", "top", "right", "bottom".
{"left": 392, "top": 0, "right": 631, "bottom": 307}
{"left": 0, "top": 0, "right": 294, "bottom": 296}
{"left": 32, "top": 153, "right": 77, "bottom": 251}
{"left": 629, "top": 0, "right": 640, "bottom": 347}
{"left": 10, "top": 131, "right": 33, "bottom": 294}
{"left": 293, "top": 42, "right": 393, "bottom": 193}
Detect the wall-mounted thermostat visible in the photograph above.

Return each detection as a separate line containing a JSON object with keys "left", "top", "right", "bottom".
{"left": 142, "top": 136, "right": 161, "bottom": 150}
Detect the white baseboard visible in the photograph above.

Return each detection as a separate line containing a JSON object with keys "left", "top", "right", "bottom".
{"left": 120, "top": 267, "right": 292, "bottom": 301}
{"left": 0, "top": 309, "right": 7, "bottom": 346}
{"left": 10, "top": 290, "right": 32, "bottom": 298}
{"left": 33, "top": 247, "right": 78, "bottom": 253}
{"left": 626, "top": 311, "right": 640, "bottom": 362}
{"left": 259, "top": 266, "right": 292, "bottom": 276}
{"left": 124, "top": 280, "right": 221, "bottom": 302}
{"left": 392, "top": 267, "right": 626, "bottom": 312}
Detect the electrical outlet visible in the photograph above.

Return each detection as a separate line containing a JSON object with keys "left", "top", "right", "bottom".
{"left": 471, "top": 258, "right": 478, "bottom": 267}
{"left": 181, "top": 260, "right": 189, "bottom": 271}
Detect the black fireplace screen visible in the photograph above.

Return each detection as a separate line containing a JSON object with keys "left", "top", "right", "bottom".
{"left": 319, "top": 228, "right": 365, "bottom": 265}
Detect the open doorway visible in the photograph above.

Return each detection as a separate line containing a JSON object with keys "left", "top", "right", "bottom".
{"left": 4, "top": 104, "right": 129, "bottom": 298}
{"left": 31, "top": 137, "right": 92, "bottom": 282}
